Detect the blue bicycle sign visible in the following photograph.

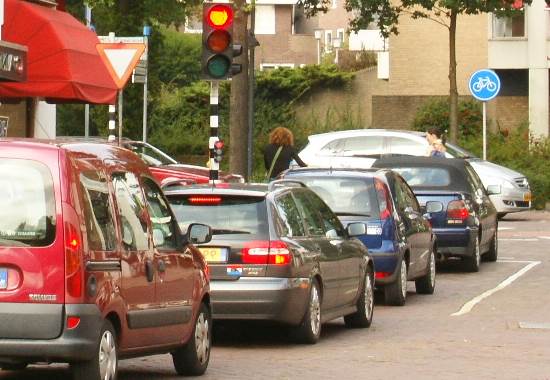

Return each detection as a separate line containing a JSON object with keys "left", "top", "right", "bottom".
{"left": 469, "top": 69, "right": 500, "bottom": 101}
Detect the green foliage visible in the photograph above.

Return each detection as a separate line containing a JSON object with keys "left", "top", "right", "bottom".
{"left": 156, "top": 29, "right": 201, "bottom": 87}
{"left": 411, "top": 97, "right": 482, "bottom": 138}
{"left": 459, "top": 125, "right": 550, "bottom": 209}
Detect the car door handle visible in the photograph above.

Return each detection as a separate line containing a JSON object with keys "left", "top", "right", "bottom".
{"left": 158, "top": 260, "right": 166, "bottom": 273}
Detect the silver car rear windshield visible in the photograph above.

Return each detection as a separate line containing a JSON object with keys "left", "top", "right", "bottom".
{"left": 391, "top": 167, "right": 451, "bottom": 187}
{"left": 169, "top": 195, "right": 269, "bottom": 239}
{"left": 0, "top": 159, "right": 56, "bottom": 247}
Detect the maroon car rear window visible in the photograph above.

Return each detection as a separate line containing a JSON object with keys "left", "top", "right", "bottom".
{"left": 0, "top": 159, "right": 56, "bottom": 247}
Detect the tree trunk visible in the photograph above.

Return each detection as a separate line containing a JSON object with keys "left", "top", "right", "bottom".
{"left": 229, "top": 1, "right": 249, "bottom": 176}
{"left": 448, "top": 9, "right": 458, "bottom": 144}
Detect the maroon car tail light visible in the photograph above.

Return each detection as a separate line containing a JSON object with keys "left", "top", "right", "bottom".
{"left": 375, "top": 179, "right": 393, "bottom": 220}
{"left": 242, "top": 240, "right": 291, "bottom": 265}
{"left": 375, "top": 271, "right": 391, "bottom": 279}
{"left": 65, "top": 222, "right": 83, "bottom": 299}
{"left": 188, "top": 195, "right": 222, "bottom": 205}
{"left": 447, "top": 200, "right": 469, "bottom": 221}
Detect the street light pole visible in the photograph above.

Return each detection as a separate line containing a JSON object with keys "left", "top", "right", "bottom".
{"left": 246, "top": 0, "right": 257, "bottom": 180}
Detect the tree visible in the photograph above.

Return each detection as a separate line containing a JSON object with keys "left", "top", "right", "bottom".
{"left": 336, "top": 0, "right": 529, "bottom": 143}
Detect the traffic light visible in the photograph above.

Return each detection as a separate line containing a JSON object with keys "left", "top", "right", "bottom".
{"left": 213, "top": 140, "right": 224, "bottom": 163}
{"left": 202, "top": 3, "right": 242, "bottom": 80}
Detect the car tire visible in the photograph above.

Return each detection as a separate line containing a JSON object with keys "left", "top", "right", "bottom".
{"left": 497, "top": 213, "right": 507, "bottom": 221}
{"left": 384, "top": 257, "right": 407, "bottom": 306}
{"left": 71, "top": 320, "right": 118, "bottom": 380}
{"left": 0, "top": 363, "right": 28, "bottom": 371}
{"left": 344, "top": 266, "right": 374, "bottom": 328}
{"left": 465, "top": 237, "right": 481, "bottom": 272}
{"left": 415, "top": 247, "right": 436, "bottom": 295}
{"left": 294, "top": 279, "right": 322, "bottom": 344}
{"left": 172, "top": 302, "right": 212, "bottom": 376}
{"left": 483, "top": 228, "right": 498, "bottom": 262}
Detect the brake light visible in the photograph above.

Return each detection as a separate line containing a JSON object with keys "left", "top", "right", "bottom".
{"left": 188, "top": 195, "right": 222, "bottom": 205}
{"left": 375, "top": 179, "right": 393, "bottom": 220}
{"left": 65, "top": 223, "right": 83, "bottom": 298}
{"left": 375, "top": 271, "right": 391, "bottom": 279}
{"left": 242, "top": 240, "right": 291, "bottom": 265}
{"left": 67, "top": 316, "right": 81, "bottom": 330}
{"left": 447, "top": 200, "right": 469, "bottom": 221}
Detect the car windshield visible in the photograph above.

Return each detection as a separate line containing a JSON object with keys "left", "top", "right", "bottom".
{"left": 168, "top": 195, "right": 269, "bottom": 239}
{"left": 445, "top": 143, "right": 477, "bottom": 159}
{"left": 126, "top": 142, "right": 178, "bottom": 166}
{"left": 288, "top": 176, "right": 376, "bottom": 217}
{"left": 0, "top": 159, "right": 56, "bottom": 247}
{"left": 390, "top": 167, "right": 452, "bottom": 187}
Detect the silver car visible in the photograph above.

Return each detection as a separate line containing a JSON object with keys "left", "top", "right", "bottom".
{"left": 297, "top": 129, "right": 531, "bottom": 217}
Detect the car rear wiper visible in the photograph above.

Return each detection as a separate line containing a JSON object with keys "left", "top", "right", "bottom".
{"left": 212, "top": 229, "right": 251, "bottom": 235}
{"left": 335, "top": 212, "right": 371, "bottom": 217}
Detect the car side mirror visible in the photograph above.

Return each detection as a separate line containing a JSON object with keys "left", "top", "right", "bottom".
{"left": 486, "top": 185, "right": 501, "bottom": 195}
{"left": 425, "top": 201, "right": 444, "bottom": 213}
{"left": 347, "top": 222, "right": 366, "bottom": 237}
{"left": 186, "top": 223, "right": 212, "bottom": 245}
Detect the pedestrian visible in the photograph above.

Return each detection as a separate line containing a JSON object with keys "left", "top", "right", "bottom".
{"left": 425, "top": 127, "right": 447, "bottom": 158}
{"left": 264, "top": 127, "right": 307, "bottom": 180}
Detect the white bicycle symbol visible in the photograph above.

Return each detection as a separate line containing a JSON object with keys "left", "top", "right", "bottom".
{"left": 472, "top": 76, "right": 497, "bottom": 92}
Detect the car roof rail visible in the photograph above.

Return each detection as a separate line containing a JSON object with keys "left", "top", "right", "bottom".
{"left": 268, "top": 179, "right": 307, "bottom": 191}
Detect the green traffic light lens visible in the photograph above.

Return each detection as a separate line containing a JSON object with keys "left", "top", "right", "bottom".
{"left": 207, "top": 55, "right": 230, "bottom": 78}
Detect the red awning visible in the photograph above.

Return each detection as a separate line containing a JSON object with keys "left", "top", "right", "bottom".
{"left": 0, "top": 0, "right": 117, "bottom": 104}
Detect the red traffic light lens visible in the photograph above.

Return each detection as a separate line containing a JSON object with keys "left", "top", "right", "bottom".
{"left": 206, "top": 4, "right": 233, "bottom": 28}
{"left": 207, "top": 30, "right": 231, "bottom": 53}
{"left": 214, "top": 140, "right": 224, "bottom": 149}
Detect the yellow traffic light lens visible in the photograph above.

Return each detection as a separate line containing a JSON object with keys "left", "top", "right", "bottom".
{"left": 207, "top": 4, "right": 233, "bottom": 28}
{"left": 207, "top": 30, "right": 231, "bottom": 53}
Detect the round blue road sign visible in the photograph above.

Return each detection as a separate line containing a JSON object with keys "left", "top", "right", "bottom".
{"left": 469, "top": 69, "right": 501, "bottom": 101}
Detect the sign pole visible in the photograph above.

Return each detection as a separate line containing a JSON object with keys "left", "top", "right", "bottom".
{"left": 142, "top": 35, "right": 148, "bottom": 143}
{"left": 118, "top": 90, "right": 123, "bottom": 147}
{"left": 209, "top": 81, "right": 220, "bottom": 183}
{"left": 84, "top": 5, "right": 92, "bottom": 137}
{"left": 482, "top": 101, "right": 487, "bottom": 161}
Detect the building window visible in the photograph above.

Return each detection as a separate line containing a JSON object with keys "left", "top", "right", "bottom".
{"left": 331, "top": 0, "right": 337, "bottom": 9}
{"left": 337, "top": 28, "right": 345, "bottom": 44}
{"left": 492, "top": 12, "right": 525, "bottom": 38}
{"left": 325, "top": 30, "right": 333, "bottom": 51}
{"left": 255, "top": 5, "right": 276, "bottom": 35}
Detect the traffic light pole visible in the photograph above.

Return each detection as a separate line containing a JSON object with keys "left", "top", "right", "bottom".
{"left": 209, "top": 81, "right": 220, "bottom": 182}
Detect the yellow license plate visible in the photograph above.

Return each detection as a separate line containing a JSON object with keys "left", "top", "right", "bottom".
{"left": 523, "top": 192, "right": 532, "bottom": 202}
{"left": 198, "top": 247, "right": 228, "bottom": 263}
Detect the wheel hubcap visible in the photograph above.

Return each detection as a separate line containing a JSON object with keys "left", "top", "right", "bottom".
{"left": 400, "top": 261, "right": 408, "bottom": 299}
{"left": 364, "top": 273, "right": 374, "bottom": 319}
{"left": 475, "top": 240, "right": 480, "bottom": 266}
{"left": 310, "top": 285, "right": 321, "bottom": 336}
{"left": 98, "top": 330, "right": 116, "bottom": 380}
{"left": 429, "top": 251, "right": 436, "bottom": 288}
{"left": 194, "top": 312, "right": 210, "bottom": 365}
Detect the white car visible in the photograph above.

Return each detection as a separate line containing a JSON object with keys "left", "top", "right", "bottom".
{"left": 297, "top": 129, "right": 531, "bottom": 217}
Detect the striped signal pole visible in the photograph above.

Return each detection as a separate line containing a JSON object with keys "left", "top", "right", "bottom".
{"left": 209, "top": 81, "right": 220, "bottom": 182}
{"left": 108, "top": 104, "right": 116, "bottom": 142}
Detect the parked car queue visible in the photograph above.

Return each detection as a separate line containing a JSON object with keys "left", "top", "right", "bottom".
{"left": 0, "top": 138, "right": 499, "bottom": 380}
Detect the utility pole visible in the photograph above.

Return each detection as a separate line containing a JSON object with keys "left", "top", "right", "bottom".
{"left": 246, "top": 0, "right": 259, "bottom": 180}
{"left": 84, "top": 5, "right": 92, "bottom": 137}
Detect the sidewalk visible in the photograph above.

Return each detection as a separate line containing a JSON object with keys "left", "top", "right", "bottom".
{"left": 501, "top": 210, "right": 550, "bottom": 222}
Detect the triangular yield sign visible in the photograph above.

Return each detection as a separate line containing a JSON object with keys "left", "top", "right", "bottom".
{"left": 96, "top": 43, "right": 146, "bottom": 89}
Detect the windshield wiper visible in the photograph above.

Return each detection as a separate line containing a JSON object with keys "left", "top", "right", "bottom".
{"left": 212, "top": 229, "right": 251, "bottom": 235}
{"left": 335, "top": 212, "right": 371, "bottom": 217}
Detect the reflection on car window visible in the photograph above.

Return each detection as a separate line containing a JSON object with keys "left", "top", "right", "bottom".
{"left": 308, "top": 192, "right": 345, "bottom": 238}
{"left": 112, "top": 172, "right": 149, "bottom": 251}
{"left": 79, "top": 170, "right": 116, "bottom": 251}
{"left": 391, "top": 167, "right": 451, "bottom": 187}
{"left": 126, "top": 142, "right": 177, "bottom": 166}
{"left": 292, "top": 191, "right": 325, "bottom": 236}
{"left": 142, "top": 178, "right": 177, "bottom": 250}
{"left": 274, "top": 194, "right": 305, "bottom": 238}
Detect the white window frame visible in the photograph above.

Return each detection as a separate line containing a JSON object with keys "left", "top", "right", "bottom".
{"left": 325, "top": 30, "right": 333, "bottom": 52}
{"left": 337, "top": 28, "right": 345, "bottom": 44}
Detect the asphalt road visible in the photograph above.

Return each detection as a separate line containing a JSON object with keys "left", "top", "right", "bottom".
{"left": 2, "top": 211, "right": 549, "bottom": 380}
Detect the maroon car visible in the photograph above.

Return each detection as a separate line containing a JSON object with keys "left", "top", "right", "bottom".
{"left": 0, "top": 139, "right": 212, "bottom": 380}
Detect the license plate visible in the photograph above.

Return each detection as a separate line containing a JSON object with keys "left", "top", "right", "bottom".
{"left": 0, "top": 268, "right": 7, "bottom": 290}
{"left": 523, "top": 192, "right": 532, "bottom": 202}
{"left": 199, "top": 247, "right": 228, "bottom": 263}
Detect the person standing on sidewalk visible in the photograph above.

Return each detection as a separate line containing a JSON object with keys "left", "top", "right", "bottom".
{"left": 264, "top": 127, "right": 307, "bottom": 180}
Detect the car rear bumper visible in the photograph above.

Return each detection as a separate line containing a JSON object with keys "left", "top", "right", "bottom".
{"left": 433, "top": 227, "right": 477, "bottom": 257}
{"left": 210, "top": 277, "right": 311, "bottom": 325}
{"left": 369, "top": 252, "right": 399, "bottom": 286}
{"left": 0, "top": 304, "right": 103, "bottom": 364}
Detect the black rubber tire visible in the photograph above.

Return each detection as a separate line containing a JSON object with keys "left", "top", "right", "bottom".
{"left": 0, "top": 363, "right": 28, "bottom": 371}
{"left": 294, "top": 279, "right": 322, "bottom": 344}
{"left": 483, "top": 228, "right": 498, "bottom": 262}
{"left": 71, "top": 320, "right": 118, "bottom": 380}
{"left": 344, "top": 266, "right": 374, "bottom": 328}
{"left": 384, "top": 257, "right": 407, "bottom": 306}
{"left": 172, "top": 302, "right": 212, "bottom": 376}
{"left": 497, "top": 213, "right": 507, "bottom": 220}
{"left": 464, "top": 237, "right": 481, "bottom": 272}
{"left": 416, "top": 247, "right": 436, "bottom": 294}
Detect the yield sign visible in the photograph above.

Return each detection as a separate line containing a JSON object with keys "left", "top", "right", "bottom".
{"left": 96, "top": 43, "right": 146, "bottom": 89}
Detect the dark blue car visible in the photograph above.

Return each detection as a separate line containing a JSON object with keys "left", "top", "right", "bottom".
{"left": 373, "top": 157, "right": 498, "bottom": 272}
{"left": 282, "top": 168, "right": 436, "bottom": 306}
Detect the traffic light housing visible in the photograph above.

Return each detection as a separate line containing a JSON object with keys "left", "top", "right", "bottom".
{"left": 202, "top": 3, "right": 242, "bottom": 80}
{"left": 213, "top": 140, "right": 224, "bottom": 163}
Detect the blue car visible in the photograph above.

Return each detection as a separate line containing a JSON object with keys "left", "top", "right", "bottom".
{"left": 282, "top": 168, "right": 436, "bottom": 306}
{"left": 373, "top": 157, "right": 498, "bottom": 273}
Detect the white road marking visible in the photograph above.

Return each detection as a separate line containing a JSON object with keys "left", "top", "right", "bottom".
{"left": 499, "top": 238, "right": 539, "bottom": 241}
{"left": 498, "top": 227, "right": 515, "bottom": 230}
{"left": 498, "top": 257, "right": 515, "bottom": 260}
{"left": 538, "top": 236, "right": 550, "bottom": 240}
{"left": 518, "top": 322, "right": 550, "bottom": 330}
{"left": 451, "top": 260, "right": 541, "bottom": 317}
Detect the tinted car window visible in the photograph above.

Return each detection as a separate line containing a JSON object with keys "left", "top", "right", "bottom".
{"left": 292, "top": 191, "right": 327, "bottom": 237}
{"left": 169, "top": 195, "right": 269, "bottom": 239}
{"left": 142, "top": 178, "right": 177, "bottom": 250}
{"left": 464, "top": 164, "right": 485, "bottom": 195}
{"left": 390, "top": 167, "right": 451, "bottom": 187}
{"left": 113, "top": 172, "right": 149, "bottom": 251}
{"left": 308, "top": 193, "right": 346, "bottom": 238}
{"left": 274, "top": 193, "right": 305, "bottom": 238}
{"left": 342, "top": 136, "right": 384, "bottom": 155}
{"left": 79, "top": 170, "right": 116, "bottom": 251}
{"left": 395, "top": 176, "right": 420, "bottom": 212}
{"left": 0, "top": 159, "right": 55, "bottom": 247}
